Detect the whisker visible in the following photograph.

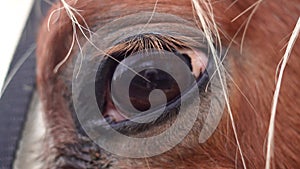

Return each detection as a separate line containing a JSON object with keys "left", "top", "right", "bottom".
{"left": 192, "top": 1, "right": 247, "bottom": 168}
{"left": 278, "top": 32, "right": 292, "bottom": 52}
{"left": 231, "top": 0, "right": 261, "bottom": 22}
{"left": 226, "top": 71, "right": 260, "bottom": 116}
{"left": 145, "top": 157, "right": 151, "bottom": 169}
{"left": 47, "top": 7, "right": 63, "bottom": 32}
{"left": 53, "top": 23, "right": 76, "bottom": 73}
{"left": 131, "top": 0, "right": 159, "bottom": 48}
{"left": 265, "top": 17, "right": 300, "bottom": 169}
{"left": 50, "top": 0, "right": 151, "bottom": 83}
{"left": 274, "top": 57, "right": 284, "bottom": 84}
{"left": 240, "top": 0, "right": 263, "bottom": 53}
{"left": 74, "top": 25, "right": 84, "bottom": 79}
{"left": 235, "top": 146, "right": 238, "bottom": 169}
{"left": 139, "top": 0, "right": 159, "bottom": 32}
{"left": 230, "top": 0, "right": 264, "bottom": 53}
{"left": 225, "top": 0, "right": 238, "bottom": 12}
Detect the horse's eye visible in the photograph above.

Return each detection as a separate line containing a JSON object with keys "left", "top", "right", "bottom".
{"left": 110, "top": 50, "right": 198, "bottom": 120}
{"left": 113, "top": 54, "right": 184, "bottom": 113}
{"left": 91, "top": 46, "right": 209, "bottom": 134}
{"left": 72, "top": 13, "right": 213, "bottom": 134}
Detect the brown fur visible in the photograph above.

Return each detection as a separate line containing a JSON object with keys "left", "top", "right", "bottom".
{"left": 36, "top": 0, "right": 300, "bottom": 168}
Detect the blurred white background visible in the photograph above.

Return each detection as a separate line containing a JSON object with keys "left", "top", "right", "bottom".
{"left": 0, "top": 0, "right": 34, "bottom": 91}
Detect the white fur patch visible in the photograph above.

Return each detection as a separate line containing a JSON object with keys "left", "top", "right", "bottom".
{"left": 13, "top": 92, "right": 46, "bottom": 169}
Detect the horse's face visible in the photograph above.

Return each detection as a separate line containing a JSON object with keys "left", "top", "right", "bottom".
{"left": 35, "top": 0, "right": 300, "bottom": 168}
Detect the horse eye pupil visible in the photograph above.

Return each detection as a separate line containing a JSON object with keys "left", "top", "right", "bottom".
{"left": 129, "top": 68, "right": 180, "bottom": 111}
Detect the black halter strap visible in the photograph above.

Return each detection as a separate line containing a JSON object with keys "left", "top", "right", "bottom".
{"left": 0, "top": 1, "right": 52, "bottom": 168}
